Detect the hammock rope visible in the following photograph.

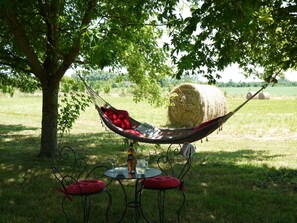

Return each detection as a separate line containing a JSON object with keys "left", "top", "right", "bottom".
{"left": 77, "top": 73, "right": 277, "bottom": 144}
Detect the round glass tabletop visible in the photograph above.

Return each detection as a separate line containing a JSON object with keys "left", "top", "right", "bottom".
{"left": 104, "top": 167, "right": 161, "bottom": 179}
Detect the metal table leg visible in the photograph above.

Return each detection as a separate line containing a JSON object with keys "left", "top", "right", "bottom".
{"left": 116, "top": 179, "right": 151, "bottom": 223}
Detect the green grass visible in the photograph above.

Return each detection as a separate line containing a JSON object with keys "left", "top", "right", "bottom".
{"left": 1, "top": 88, "right": 297, "bottom": 223}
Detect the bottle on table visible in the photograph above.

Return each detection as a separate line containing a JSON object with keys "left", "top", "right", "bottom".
{"left": 127, "top": 142, "right": 136, "bottom": 174}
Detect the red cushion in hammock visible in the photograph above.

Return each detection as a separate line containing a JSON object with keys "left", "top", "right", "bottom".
{"left": 101, "top": 107, "right": 132, "bottom": 129}
{"left": 142, "top": 176, "right": 180, "bottom": 189}
{"left": 125, "top": 129, "right": 144, "bottom": 137}
{"left": 66, "top": 180, "right": 106, "bottom": 195}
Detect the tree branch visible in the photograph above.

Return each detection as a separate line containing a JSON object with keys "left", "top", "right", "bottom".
{"left": 55, "top": 0, "right": 97, "bottom": 81}
{"left": 5, "top": 12, "right": 45, "bottom": 80}
{"left": 0, "top": 58, "right": 32, "bottom": 74}
{"left": 38, "top": 0, "right": 60, "bottom": 75}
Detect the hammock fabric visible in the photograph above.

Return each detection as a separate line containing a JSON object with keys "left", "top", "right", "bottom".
{"left": 79, "top": 75, "right": 268, "bottom": 144}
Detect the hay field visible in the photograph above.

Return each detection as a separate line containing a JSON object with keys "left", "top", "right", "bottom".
{"left": 1, "top": 86, "right": 297, "bottom": 223}
{"left": 75, "top": 87, "right": 297, "bottom": 169}
{"left": 220, "top": 86, "right": 297, "bottom": 98}
{"left": 1, "top": 86, "right": 296, "bottom": 165}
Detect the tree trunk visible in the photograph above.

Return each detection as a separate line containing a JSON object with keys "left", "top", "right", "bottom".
{"left": 39, "top": 82, "right": 59, "bottom": 158}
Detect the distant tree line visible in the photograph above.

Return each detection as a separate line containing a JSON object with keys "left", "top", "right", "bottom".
{"left": 217, "top": 78, "right": 297, "bottom": 87}
{"left": 2, "top": 71, "right": 296, "bottom": 97}
{"left": 79, "top": 71, "right": 297, "bottom": 93}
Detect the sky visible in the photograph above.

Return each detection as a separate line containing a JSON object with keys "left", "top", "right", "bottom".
{"left": 283, "top": 70, "right": 297, "bottom": 82}
{"left": 213, "top": 64, "right": 297, "bottom": 83}
{"left": 216, "top": 64, "right": 297, "bottom": 82}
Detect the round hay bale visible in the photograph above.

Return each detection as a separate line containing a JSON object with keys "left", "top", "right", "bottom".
{"left": 258, "top": 92, "right": 270, "bottom": 100}
{"left": 246, "top": 91, "right": 258, "bottom": 99}
{"left": 168, "top": 83, "right": 228, "bottom": 127}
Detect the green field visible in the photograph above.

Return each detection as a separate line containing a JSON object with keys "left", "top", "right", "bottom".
{"left": 220, "top": 86, "right": 297, "bottom": 98}
{"left": 1, "top": 87, "right": 297, "bottom": 222}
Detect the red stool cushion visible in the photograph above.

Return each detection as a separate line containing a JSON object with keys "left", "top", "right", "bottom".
{"left": 142, "top": 176, "right": 180, "bottom": 189}
{"left": 66, "top": 180, "right": 106, "bottom": 195}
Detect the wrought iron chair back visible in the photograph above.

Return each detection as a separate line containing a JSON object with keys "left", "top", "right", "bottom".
{"left": 52, "top": 146, "right": 87, "bottom": 187}
{"left": 51, "top": 145, "right": 112, "bottom": 223}
{"left": 157, "top": 144, "right": 193, "bottom": 182}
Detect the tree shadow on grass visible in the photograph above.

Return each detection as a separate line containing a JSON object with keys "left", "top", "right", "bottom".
{"left": 0, "top": 124, "right": 38, "bottom": 135}
{"left": 196, "top": 149, "right": 284, "bottom": 165}
{"left": 0, "top": 124, "right": 41, "bottom": 157}
{"left": 1, "top": 128, "right": 297, "bottom": 222}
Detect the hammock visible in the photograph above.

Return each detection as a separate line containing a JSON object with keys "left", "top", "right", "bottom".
{"left": 79, "top": 75, "right": 268, "bottom": 144}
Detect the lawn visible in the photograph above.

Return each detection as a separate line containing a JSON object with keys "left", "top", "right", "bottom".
{"left": 1, "top": 87, "right": 297, "bottom": 222}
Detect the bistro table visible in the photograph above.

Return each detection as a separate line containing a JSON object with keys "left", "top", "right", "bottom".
{"left": 104, "top": 166, "right": 161, "bottom": 223}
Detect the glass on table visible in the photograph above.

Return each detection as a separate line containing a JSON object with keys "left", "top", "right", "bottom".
{"left": 138, "top": 153, "right": 150, "bottom": 170}
{"left": 136, "top": 159, "right": 147, "bottom": 175}
{"left": 110, "top": 155, "right": 117, "bottom": 173}
{"left": 144, "top": 159, "right": 149, "bottom": 170}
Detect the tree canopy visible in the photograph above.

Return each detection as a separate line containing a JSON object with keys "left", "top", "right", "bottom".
{"left": 0, "top": 0, "right": 172, "bottom": 100}
{"left": 0, "top": 0, "right": 172, "bottom": 157}
{"left": 163, "top": 0, "right": 296, "bottom": 83}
